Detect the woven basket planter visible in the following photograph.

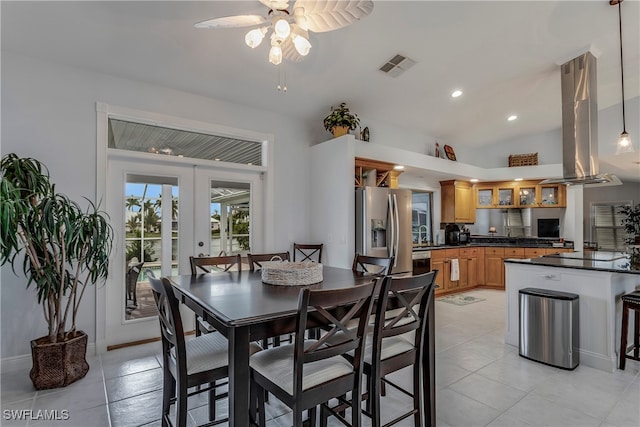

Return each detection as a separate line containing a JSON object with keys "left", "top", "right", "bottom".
{"left": 29, "top": 331, "right": 89, "bottom": 390}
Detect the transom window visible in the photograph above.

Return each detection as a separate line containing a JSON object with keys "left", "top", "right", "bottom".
{"left": 108, "top": 119, "right": 263, "bottom": 166}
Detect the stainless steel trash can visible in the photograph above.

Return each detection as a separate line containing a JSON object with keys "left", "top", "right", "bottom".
{"left": 519, "top": 288, "right": 579, "bottom": 370}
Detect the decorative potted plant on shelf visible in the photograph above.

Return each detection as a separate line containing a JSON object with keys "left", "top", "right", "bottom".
{"left": 0, "top": 153, "right": 113, "bottom": 390}
{"left": 323, "top": 102, "right": 360, "bottom": 138}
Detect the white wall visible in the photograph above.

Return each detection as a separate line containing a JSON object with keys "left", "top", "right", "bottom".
{"left": 1, "top": 52, "right": 311, "bottom": 358}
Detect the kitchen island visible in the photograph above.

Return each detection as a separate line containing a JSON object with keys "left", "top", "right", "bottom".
{"left": 504, "top": 252, "right": 639, "bottom": 372}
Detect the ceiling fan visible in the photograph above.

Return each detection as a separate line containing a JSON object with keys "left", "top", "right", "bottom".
{"left": 194, "top": 0, "right": 374, "bottom": 65}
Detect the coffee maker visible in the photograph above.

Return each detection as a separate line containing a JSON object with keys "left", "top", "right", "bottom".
{"left": 445, "top": 223, "right": 460, "bottom": 246}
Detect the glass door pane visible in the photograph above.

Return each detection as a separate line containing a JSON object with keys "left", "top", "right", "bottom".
{"left": 477, "top": 188, "right": 494, "bottom": 207}
{"left": 540, "top": 186, "right": 559, "bottom": 206}
{"left": 124, "top": 179, "right": 178, "bottom": 321}
{"left": 518, "top": 186, "right": 536, "bottom": 207}
{"left": 498, "top": 188, "right": 514, "bottom": 206}
{"left": 209, "top": 181, "right": 251, "bottom": 256}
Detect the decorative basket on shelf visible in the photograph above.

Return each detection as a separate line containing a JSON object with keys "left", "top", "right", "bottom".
{"left": 508, "top": 153, "right": 538, "bottom": 167}
{"left": 261, "top": 260, "right": 323, "bottom": 286}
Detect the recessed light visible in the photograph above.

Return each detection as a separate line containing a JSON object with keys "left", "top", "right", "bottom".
{"left": 507, "top": 115, "right": 518, "bottom": 121}
{"left": 394, "top": 165, "right": 405, "bottom": 170}
{"left": 451, "top": 90, "right": 463, "bottom": 98}
{"left": 214, "top": 158, "right": 221, "bottom": 161}
{"left": 470, "top": 178, "right": 479, "bottom": 182}
{"left": 514, "top": 178, "right": 523, "bottom": 181}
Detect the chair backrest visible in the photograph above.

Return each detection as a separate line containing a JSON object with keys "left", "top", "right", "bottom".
{"left": 372, "top": 271, "right": 438, "bottom": 359}
{"left": 147, "top": 270, "right": 187, "bottom": 370}
{"left": 292, "top": 280, "right": 378, "bottom": 396}
{"left": 190, "top": 254, "right": 242, "bottom": 274}
{"left": 247, "top": 251, "right": 290, "bottom": 272}
{"left": 293, "top": 243, "right": 323, "bottom": 263}
{"left": 126, "top": 261, "right": 144, "bottom": 286}
{"left": 352, "top": 253, "right": 394, "bottom": 276}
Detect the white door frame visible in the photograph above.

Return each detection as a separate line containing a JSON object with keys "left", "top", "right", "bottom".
{"left": 95, "top": 102, "right": 274, "bottom": 353}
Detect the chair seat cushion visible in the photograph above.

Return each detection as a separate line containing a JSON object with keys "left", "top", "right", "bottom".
{"left": 250, "top": 340, "right": 353, "bottom": 395}
{"left": 183, "top": 333, "right": 261, "bottom": 375}
{"left": 363, "top": 331, "right": 415, "bottom": 365}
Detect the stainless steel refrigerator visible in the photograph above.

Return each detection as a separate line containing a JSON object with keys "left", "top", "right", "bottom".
{"left": 355, "top": 187, "right": 412, "bottom": 275}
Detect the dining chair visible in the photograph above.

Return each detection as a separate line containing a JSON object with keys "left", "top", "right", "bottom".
{"left": 247, "top": 251, "right": 290, "bottom": 272}
{"left": 126, "top": 261, "right": 144, "bottom": 307}
{"left": 293, "top": 243, "right": 323, "bottom": 263}
{"left": 249, "top": 280, "right": 378, "bottom": 427}
{"left": 147, "top": 270, "right": 261, "bottom": 427}
{"left": 190, "top": 254, "right": 242, "bottom": 274}
{"left": 189, "top": 254, "right": 243, "bottom": 337}
{"left": 321, "top": 270, "right": 438, "bottom": 427}
{"left": 352, "top": 253, "right": 394, "bottom": 276}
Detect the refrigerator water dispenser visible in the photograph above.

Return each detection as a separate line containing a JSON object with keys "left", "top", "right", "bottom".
{"left": 371, "top": 219, "right": 386, "bottom": 248}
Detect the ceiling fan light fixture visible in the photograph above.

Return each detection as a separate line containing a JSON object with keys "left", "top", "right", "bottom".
{"left": 269, "top": 45, "right": 283, "bottom": 65}
{"left": 245, "top": 27, "right": 267, "bottom": 48}
{"left": 291, "top": 25, "right": 311, "bottom": 56}
{"left": 274, "top": 17, "right": 291, "bottom": 39}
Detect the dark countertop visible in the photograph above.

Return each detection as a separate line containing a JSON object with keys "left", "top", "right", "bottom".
{"left": 504, "top": 251, "right": 640, "bottom": 275}
{"left": 413, "top": 236, "right": 573, "bottom": 251}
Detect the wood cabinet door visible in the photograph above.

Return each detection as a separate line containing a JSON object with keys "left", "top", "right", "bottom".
{"left": 457, "top": 257, "right": 468, "bottom": 289}
{"left": 431, "top": 258, "right": 446, "bottom": 293}
{"left": 485, "top": 256, "right": 504, "bottom": 287}
{"left": 455, "top": 185, "right": 475, "bottom": 223}
{"left": 476, "top": 187, "right": 495, "bottom": 208}
{"left": 467, "top": 256, "right": 478, "bottom": 287}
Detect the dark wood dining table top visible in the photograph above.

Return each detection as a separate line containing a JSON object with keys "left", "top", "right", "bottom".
{"left": 168, "top": 266, "right": 376, "bottom": 327}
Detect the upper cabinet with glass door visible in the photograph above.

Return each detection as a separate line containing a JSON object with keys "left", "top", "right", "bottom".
{"left": 474, "top": 180, "right": 566, "bottom": 208}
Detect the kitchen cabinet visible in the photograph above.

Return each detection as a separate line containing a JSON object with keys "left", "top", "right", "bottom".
{"left": 497, "top": 186, "right": 516, "bottom": 207}
{"left": 354, "top": 157, "right": 402, "bottom": 188}
{"left": 432, "top": 245, "right": 572, "bottom": 294}
{"left": 517, "top": 185, "right": 537, "bottom": 207}
{"left": 474, "top": 180, "right": 566, "bottom": 208}
{"left": 476, "top": 187, "right": 495, "bottom": 207}
{"left": 539, "top": 184, "right": 565, "bottom": 207}
{"left": 484, "top": 247, "right": 505, "bottom": 288}
{"left": 460, "top": 247, "right": 483, "bottom": 287}
{"left": 432, "top": 247, "right": 483, "bottom": 294}
{"left": 524, "top": 248, "right": 547, "bottom": 258}
{"left": 440, "top": 180, "right": 476, "bottom": 223}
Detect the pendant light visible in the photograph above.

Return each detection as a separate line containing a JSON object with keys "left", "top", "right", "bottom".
{"left": 611, "top": 0, "right": 634, "bottom": 154}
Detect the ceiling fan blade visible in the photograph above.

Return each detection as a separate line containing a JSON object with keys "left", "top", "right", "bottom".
{"left": 292, "top": 0, "right": 374, "bottom": 33}
{"left": 259, "top": 0, "right": 290, "bottom": 10}
{"left": 281, "top": 37, "right": 305, "bottom": 63}
{"left": 194, "top": 15, "right": 267, "bottom": 29}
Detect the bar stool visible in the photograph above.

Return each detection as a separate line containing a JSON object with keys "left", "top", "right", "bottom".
{"left": 619, "top": 290, "right": 640, "bottom": 370}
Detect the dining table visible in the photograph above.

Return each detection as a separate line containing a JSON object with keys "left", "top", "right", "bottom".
{"left": 168, "top": 266, "right": 436, "bottom": 426}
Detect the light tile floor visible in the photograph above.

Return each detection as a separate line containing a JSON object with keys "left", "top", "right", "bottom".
{"left": 2, "top": 289, "right": 639, "bottom": 426}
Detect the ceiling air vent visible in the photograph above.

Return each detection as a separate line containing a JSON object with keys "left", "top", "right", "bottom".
{"left": 379, "top": 54, "right": 416, "bottom": 77}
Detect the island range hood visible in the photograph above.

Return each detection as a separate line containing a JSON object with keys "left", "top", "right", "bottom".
{"left": 540, "top": 52, "right": 617, "bottom": 186}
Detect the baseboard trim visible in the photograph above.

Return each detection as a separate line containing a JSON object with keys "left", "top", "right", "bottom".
{"left": 2, "top": 343, "right": 97, "bottom": 373}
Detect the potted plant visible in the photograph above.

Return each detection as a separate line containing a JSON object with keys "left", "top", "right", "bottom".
{"left": 619, "top": 203, "right": 640, "bottom": 244}
{"left": 323, "top": 102, "right": 360, "bottom": 138}
{"left": 0, "top": 153, "right": 113, "bottom": 389}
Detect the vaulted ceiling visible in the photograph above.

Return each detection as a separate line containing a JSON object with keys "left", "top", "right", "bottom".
{"left": 3, "top": 1, "right": 639, "bottom": 177}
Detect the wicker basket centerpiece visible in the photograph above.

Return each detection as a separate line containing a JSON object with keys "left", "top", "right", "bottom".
{"left": 261, "top": 260, "right": 323, "bottom": 286}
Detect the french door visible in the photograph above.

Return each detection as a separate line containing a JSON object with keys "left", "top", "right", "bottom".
{"left": 104, "top": 153, "right": 263, "bottom": 347}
